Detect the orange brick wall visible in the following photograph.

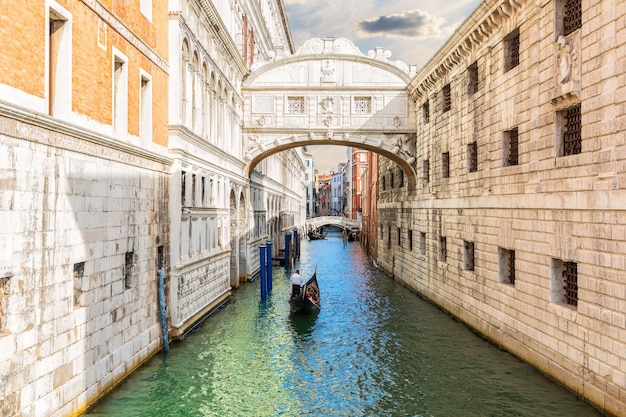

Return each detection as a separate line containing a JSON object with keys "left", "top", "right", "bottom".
{"left": 1, "top": 0, "right": 168, "bottom": 146}
{"left": 0, "top": 1, "right": 45, "bottom": 98}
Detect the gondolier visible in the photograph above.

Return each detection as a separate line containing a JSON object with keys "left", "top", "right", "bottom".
{"left": 290, "top": 269, "right": 303, "bottom": 296}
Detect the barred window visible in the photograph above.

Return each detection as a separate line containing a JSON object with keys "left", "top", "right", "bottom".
{"left": 560, "top": 105, "right": 582, "bottom": 156}
{"left": 504, "top": 29, "right": 520, "bottom": 72}
{"left": 468, "top": 141, "right": 478, "bottom": 173}
{"left": 504, "top": 128, "right": 519, "bottom": 166}
{"left": 408, "top": 230, "right": 413, "bottom": 251}
{"left": 354, "top": 96, "right": 372, "bottom": 114}
{"left": 563, "top": 0, "right": 582, "bottom": 36}
{"left": 467, "top": 62, "right": 479, "bottom": 95}
{"left": 438, "top": 236, "right": 447, "bottom": 262}
{"left": 423, "top": 159, "right": 430, "bottom": 182}
{"left": 442, "top": 84, "right": 451, "bottom": 112}
{"left": 551, "top": 258, "right": 578, "bottom": 307}
{"left": 423, "top": 100, "right": 430, "bottom": 123}
{"left": 442, "top": 152, "right": 450, "bottom": 178}
{"left": 500, "top": 248, "right": 516, "bottom": 285}
{"left": 420, "top": 232, "right": 426, "bottom": 255}
{"left": 287, "top": 96, "right": 305, "bottom": 114}
{"left": 464, "top": 241, "right": 475, "bottom": 271}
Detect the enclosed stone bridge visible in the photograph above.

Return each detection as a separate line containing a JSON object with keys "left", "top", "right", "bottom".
{"left": 306, "top": 216, "right": 360, "bottom": 232}
{"left": 242, "top": 37, "right": 418, "bottom": 187}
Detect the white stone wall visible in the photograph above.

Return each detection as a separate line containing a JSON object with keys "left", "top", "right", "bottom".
{"left": 377, "top": 0, "right": 626, "bottom": 415}
{"left": 0, "top": 109, "right": 170, "bottom": 417}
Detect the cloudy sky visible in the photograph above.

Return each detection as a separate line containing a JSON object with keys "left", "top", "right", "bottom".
{"left": 284, "top": 0, "right": 482, "bottom": 173}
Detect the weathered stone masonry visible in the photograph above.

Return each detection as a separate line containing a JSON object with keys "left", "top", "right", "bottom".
{"left": 377, "top": 0, "right": 626, "bottom": 415}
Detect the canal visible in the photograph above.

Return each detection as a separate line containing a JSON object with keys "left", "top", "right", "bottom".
{"left": 86, "top": 231, "right": 602, "bottom": 417}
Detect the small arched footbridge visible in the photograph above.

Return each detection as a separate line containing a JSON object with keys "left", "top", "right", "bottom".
{"left": 306, "top": 216, "right": 360, "bottom": 232}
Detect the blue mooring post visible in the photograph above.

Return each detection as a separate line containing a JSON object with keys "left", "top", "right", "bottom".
{"left": 259, "top": 244, "right": 267, "bottom": 300}
{"left": 293, "top": 229, "right": 299, "bottom": 260}
{"left": 284, "top": 232, "right": 292, "bottom": 270}
{"left": 266, "top": 240, "right": 273, "bottom": 293}
{"left": 157, "top": 268, "right": 169, "bottom": 354}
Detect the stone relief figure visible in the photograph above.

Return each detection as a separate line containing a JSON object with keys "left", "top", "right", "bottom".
{"left": 320, "top": 96, "right": 334, "bottom": 114}
{"left": 556, "top": 35, "right": 576, "bottom": 84}
{"left": 321, "top": 60, "right": 336, "bottom": 81}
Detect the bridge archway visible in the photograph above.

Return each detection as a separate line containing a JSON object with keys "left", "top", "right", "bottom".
{"left": 242, "top": 37, "right": 418, "bottom": 188}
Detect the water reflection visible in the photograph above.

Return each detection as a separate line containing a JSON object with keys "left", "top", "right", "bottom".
{"left": 86, "top": 230, "right": 602, "bottom": 417}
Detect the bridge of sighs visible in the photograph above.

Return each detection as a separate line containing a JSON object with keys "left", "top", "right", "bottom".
{"left": 241, "top": 37, "right": 419, "bottom": 188}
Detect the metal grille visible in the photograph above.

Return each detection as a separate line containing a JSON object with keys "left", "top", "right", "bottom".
{"left": 423, "top": 159, "right": 430, "bottom": 182}
{"left": 464, "top": 241, "right": 475, "bottom": 271}
{"left": 505, "top": 249, "right": 515, "bottom": 284}
{"left": 564, "top": 0, "right": 582, "bottom": 36}
{"left": 506, "top": 31, "right": 520, "bottom": 71}
{"left": 439, "top": 236, "right": 447, "bottom": 261}
{"left": 563, "top": 261, "right": 578, "bottom": 306}
{"left": 506, "top": 128, "right": 519, "bottom": 166}
{"left": 423, "top": 100, "right": 430, "bottom": 123}
{"left": 442, "top": 84, "right": 451, "bottom": 112}
{"left": 468, "top": 141, "right": 478, "bottom": 172}
{"left": 442, "top": 152, "right": 450, "bottom": 178}
{"left": 563, "top": 105, "right": 582, "bottom": 155}
{"left": 468, "top": 63, "right": 478, "bottom": 95}
{"left": 287, "top": 96, "right": 304, "bottom": 114}
{"left": 354, "top": 97, "right": 372, "bottom": 114}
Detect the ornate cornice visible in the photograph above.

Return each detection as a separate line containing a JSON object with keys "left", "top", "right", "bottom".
{"left": 408, "top": 0, "right": 527, "bottom": 99}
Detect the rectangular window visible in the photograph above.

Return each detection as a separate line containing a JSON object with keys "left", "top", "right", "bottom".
{"left": 504, "top": 128, "right": 519, "bottom": 166}
{"left": 551, "top": 259, "right": 578, "bottom": 307}
{"left": 47, "top": 5, "right": 72, "bottom": 117}
{"left": 438, "top": 236, "right": 447, "bottom": 262}
{"left": 124, "top": 251, "right": 134, "bottom": 289}
{"left": 464, "top": 241, "right": 475, "bottom": 271}
{"left": 157, "top": 245, "right": 164, "bottom": 270}
{"left": 468, "top": 141, "right": 478, "bottom": 173}
{"left": 192, "top": 174, "right": 197, "bottom": 207}
{"left": 201, "top": 176, "right": 206, "bottom": 206}
{"left": 113, "top": 50, "right": 129, "bottom": 134}
{"left": 423, "top": 159, "right": 430, "bottom": 182}
{"left": 442, "top": 152, "right": 450, "bottom": 178}
{"left": 558, "top": 105, "right": 582, "bottom": 156}
{"left": 467, "top": 62, "right": 479, "bottom": 95}
{"left": 563, "top": 0, "right": 582, "bottom": 36}
{"left": 387, "top": 225, "right": 391, "bottom": 249}
{"left": 73, "top": 262, "right": 85, "bottom": 307}
{"left": 420, "top": 232, "right": 426, "bottom": 255}
{"left": 140, "top": 72, "right": 152, "bottom": 143}
{"left": 181, "top": 171, "right": 186, "bottom": 205}
{"left": 504, "top": 29, "right": 520, "bottom": 72}
{"left": 499, "top": 248, "right": 516, "bottom": 285}
{"left": 423, "top": 100, "right": 430, "bottom": 123}
{"left": 408, "top": 230, "right": 413, "bottom": 251}
{"left": 354, "top": 97, "right": 372, "bottom": 114}
{"left": 397, "top": 228, "right": 401, "bottom": 247}
{"left": 442, "top": 84, "right": 451, "bottom": 112}
{"left": 287, "top": 96, "right": 305, "bottom": 114}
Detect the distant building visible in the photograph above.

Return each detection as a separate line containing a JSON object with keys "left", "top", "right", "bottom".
{"left": 350, "top": 148, "right": 368, "bottom": 220}
{"left": 304, "top": 153, "right": 316, "bottom": 218}
{"left": 331, "top": 163, "right": 346, "bottom": 215}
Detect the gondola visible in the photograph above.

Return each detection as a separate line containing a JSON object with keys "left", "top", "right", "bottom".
{"left": 308, "top": 230, "right": 327, "bottom": 240}
{"left": 289, "top": 272, "right": 320, "bottom": 314}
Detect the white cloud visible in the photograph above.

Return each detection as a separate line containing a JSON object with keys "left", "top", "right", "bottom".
{"left": 356, "top": 9, "right": 448, "bottom": 39}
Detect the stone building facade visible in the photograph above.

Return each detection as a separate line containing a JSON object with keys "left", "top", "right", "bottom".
{"left": 377, "top": 0, "right": 626, "bottom": 414}
{"left": 0, "top": 0, "right": 304, "bottom": 416}
{"left": 0, "top": 1, "right": 171, "bottom": 416}
{"left": 166, "top": 0, "right": 303, "bottom": 337}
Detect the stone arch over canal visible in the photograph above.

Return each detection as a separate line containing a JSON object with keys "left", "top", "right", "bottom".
{"left": 242, "top": 37, "right": 418, "bottom": 188}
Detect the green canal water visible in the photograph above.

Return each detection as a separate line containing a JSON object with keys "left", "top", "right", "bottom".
{"left": 86, "top": 231, "right": 602, "bottom": 417}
